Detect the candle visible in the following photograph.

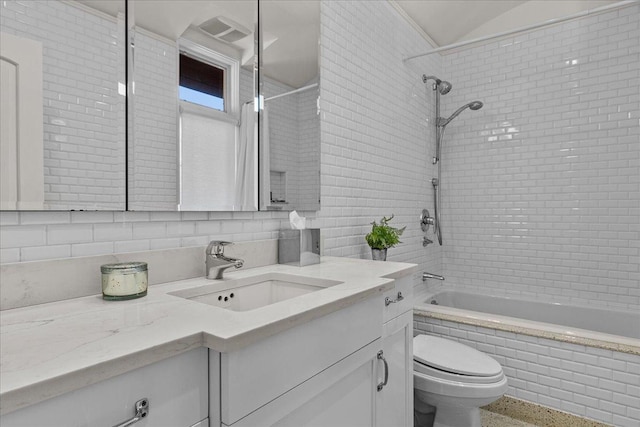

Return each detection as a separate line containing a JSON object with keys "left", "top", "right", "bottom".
{"left": 101, "top": 262, "right": 148, "bottom": 300}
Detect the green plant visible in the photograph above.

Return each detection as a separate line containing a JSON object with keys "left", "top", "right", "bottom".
{"left": 365, "top": 215, "right": 406, "bottom": 250}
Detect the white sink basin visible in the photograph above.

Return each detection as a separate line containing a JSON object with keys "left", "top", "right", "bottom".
{"left": 170, "top": 273, "right": 342, "bottom": 312}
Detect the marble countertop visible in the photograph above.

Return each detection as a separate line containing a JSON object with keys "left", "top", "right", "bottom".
{"left": 0, "top": 257, "right": 418, "bottom": 415}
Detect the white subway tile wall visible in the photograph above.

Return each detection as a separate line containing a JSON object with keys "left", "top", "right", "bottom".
{"left": 414, "top": 318, "right": 640, "bottom": 426}
{"left": 318, "top": 0, "right": 442, "bottom": 272}
{"left": 265, "top": 79, "right": 303, "bottom": 208}
{"left": 0, "top": 210, "right": 292, "bottom": 264}
{"left": 0, "top": 0, "right": 125, "bottom": 210}
{"left": 265, "top": 77, "right": 320, "bottom": 211}
{"left": 1, "top": 0, "right": 443, "bottom": 280}
{"left": 129, "top": 32, "right": 178, "bottom": 210}
{"left": 298, "top": 81, "right": 321, "bottom": 209}
{"left": 439, "top": 5, "right": 640, "bottom": 310}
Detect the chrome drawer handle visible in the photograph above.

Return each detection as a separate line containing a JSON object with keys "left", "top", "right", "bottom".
{"left": 377, "top": 350, "right": 389, "bottom": 391}
{"left": 113, "top": 398, "right": 149, "bottom": 427}
{"left": 384, "top": 291, "right": 404, "bottom": 306}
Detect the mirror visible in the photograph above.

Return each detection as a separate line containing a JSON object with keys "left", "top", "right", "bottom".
{"left": 128, "top": 0, "right": 258, "bottom": 211}
{"left": 0, "top": 0, "right": 126, "bottom": 210}
{"left": 259, "top": 0, "right": 320, "bottom": 212}
{"left": 1, "top": 0, "right": 321, "bottom": 212}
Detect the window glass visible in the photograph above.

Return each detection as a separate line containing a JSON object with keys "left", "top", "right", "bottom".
{"left": 179, "top": 54, "right": 225, "bottom": 111}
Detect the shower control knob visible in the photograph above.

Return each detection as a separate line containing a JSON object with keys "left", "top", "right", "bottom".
{"left": 420, "top": 209, "right": 435, "bottom": 232}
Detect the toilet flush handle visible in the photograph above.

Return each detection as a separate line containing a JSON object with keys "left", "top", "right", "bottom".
{"left": 376, "top": 351, "right": 389, "bottom": 391}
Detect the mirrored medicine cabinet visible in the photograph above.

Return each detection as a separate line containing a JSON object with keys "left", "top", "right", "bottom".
{"left": 0, "top": 0, "right": 320, "bottom": 212}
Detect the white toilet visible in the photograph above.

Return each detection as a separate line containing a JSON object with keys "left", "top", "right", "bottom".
{"left": 413, "top": 335, "right": 508, "bottom": 427}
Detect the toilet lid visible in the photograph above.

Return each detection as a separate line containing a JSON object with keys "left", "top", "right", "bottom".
{"left": 413, "top": 335, "right": 502, "bottom": 377}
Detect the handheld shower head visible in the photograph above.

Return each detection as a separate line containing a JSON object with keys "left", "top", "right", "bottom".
{"left": 438, "top": 100, "right": 483, "bottom": 128}
{"left": 469, "top": 100, "right": 483, "bottom": 110}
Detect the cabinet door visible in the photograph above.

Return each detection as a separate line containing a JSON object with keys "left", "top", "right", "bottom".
{"left": 376, "top": 311, "right": 413, "bottom": 427}
{"left": 220, "top": 297, "right": 380, "bottom": 424}
{"left": 228, "top": 340, "right": 381, "bottom": 427}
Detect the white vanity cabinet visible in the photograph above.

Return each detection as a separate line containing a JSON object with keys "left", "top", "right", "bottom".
{"left": 226, "top": 339, "right": 382, "bottom": 427}
{"left": 211, "top": 274, "right": 414, "bottom": 427}
{"left": 1, "top": 348, "right": 209, "bottom": 427}
{"left": 1, "top": 264, "right": 416, "bottom": 427}
{"left": 212, "top": 296, "right": 383, "bottom": 427}
{"left": 377, "top": 275, "right": 414, "bottom": 427}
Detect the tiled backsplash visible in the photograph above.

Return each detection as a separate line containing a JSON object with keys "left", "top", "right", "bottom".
{"left": 0, "top": 211, "right": 290, "bottom": 263}
{"left": 439, "top": 4, "right": 639, "bottom": 310}
{"left": 1, "top": 239, "right": 277, "bottom": 310}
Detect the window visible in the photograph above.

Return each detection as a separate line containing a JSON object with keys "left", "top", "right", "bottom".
{"left": 177, "top": 39, "right": 239, "bottom": 117}
{"left": 179, "top": 54, "right": 225, "bottom": 111}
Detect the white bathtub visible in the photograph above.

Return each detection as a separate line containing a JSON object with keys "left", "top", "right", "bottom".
{"left": 413, "top": 289, "right": 640, "bottom": 425}
{"left": 414, "top": 289, "right": 640, "bottom": 352}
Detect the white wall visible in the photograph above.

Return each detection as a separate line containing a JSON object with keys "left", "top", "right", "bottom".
{"left": 318, "top": 0, "right": 441, "bottom": 271}
{"left": 439, "top": 4, "right": 639, "bottom": 310}
{"left": 0, "top": 0, "right": 125, "bottom": 210}
{"left": 2, "top": 2, "right": 636, "bottom": 312}
{"left": 0, "top": 1, "right": 441, "bottom": 279}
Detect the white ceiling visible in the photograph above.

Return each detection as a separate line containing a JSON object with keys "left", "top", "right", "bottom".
{"left": 395, "top": 0, "right": 525, "bottom": 46}
{"left": 77, "top": 0, "right": 620, "bottom": 88}
{"left": 395, "top": 0, "right": 617, "bottom": 47}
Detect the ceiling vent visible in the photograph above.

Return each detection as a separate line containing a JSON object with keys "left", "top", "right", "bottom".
{"left": 199, "top": 16, "right": 251, "bottom": 43}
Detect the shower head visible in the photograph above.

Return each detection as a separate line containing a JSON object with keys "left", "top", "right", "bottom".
{"left": 438, "top": 100, "right": 483, "bottom": 128}
{"left": 422, "top": 75, "right": 452, "bottom": 95}
{"left": 438, "top": 81, "right": 452, "bottom": 95}
{"left": 469, "top": 100, "right": 483, "bottom": 110}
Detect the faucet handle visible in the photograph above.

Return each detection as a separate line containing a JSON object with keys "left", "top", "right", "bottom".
{"left": 206, "top": 240, "right": 233, "bottom": 255}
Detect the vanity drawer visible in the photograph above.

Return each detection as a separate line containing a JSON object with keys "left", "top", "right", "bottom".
{"left": 2, "top": 348, "right": 208, "bottom": 427}
{"left": 220, "top": 296, "right": 382, "bottom": 425}
{"left": 382, "top": 275, "right": 413, "bottom": 322}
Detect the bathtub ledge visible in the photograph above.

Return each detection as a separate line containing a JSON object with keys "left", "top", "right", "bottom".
{"left": 414, "top": 309, "right": 640, "bottom": 356}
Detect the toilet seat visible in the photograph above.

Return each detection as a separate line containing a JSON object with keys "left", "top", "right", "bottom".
{"left": 413, "top": 359, "right": 504, "bottom": 384}
{"left": 413, "top": 335, "right": 503, "bottom": 382}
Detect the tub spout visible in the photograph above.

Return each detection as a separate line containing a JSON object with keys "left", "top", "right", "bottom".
{"left": 423, "top": 272, "right": 444, "bottom": 282}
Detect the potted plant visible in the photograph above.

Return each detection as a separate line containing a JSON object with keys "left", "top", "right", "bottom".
{"left": 365, "top": 215, "right": 406, "bottom": 261}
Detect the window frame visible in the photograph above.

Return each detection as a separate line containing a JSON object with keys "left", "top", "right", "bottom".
{"left": 178, "top": 38, "right": 240, "bottom": 123}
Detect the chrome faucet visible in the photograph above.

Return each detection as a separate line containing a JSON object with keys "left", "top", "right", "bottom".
{"left": 423, "top": 272, "right": 445, "bottom": 282}
{"left": 206, "top": 241, "right": 244, "bottom": 279}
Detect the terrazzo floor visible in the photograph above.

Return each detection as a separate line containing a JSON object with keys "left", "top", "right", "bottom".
{"left": 481, "top": 409, "right": 538, "bottom": 427}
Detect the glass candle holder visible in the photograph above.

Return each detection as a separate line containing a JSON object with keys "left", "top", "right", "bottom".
{"left": 101, "top": 262, "right": 148, "bottom": 301}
